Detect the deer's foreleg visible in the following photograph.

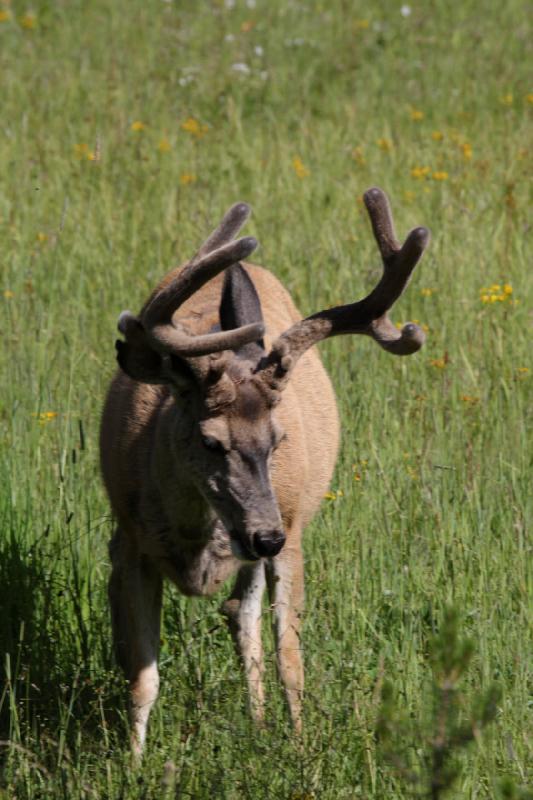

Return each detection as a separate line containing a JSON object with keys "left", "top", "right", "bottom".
{"left": 109, "top": 530, "right": 162, "bottom": 756}
{"left": 268, "top": 541, "right": 304, "bottom": 733}
{"left": 222, "top": 562, "right": 267, "bottom": 723}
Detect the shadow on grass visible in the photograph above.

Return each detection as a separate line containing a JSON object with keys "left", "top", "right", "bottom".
{"left": 0, "top": 513, "right": 126, "bottom": 757}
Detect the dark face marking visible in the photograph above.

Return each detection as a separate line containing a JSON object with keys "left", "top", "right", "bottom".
{"left": 187, "top": 373, "right": 285, "bottom": 561}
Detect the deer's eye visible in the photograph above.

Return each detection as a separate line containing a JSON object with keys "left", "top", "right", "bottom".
{"left": 202, "top": 435, "right": 225, "bottom": 453}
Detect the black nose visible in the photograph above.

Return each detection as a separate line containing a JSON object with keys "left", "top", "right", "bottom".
{"left": 253, "top": 530, "right": 286, "bottom": 558}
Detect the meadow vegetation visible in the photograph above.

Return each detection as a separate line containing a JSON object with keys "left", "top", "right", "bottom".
{"left": 0, "top": 0, "right": 531, "bottom": 797}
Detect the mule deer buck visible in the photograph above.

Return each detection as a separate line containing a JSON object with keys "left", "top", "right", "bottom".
{"left": 100, "top": 187, "right": 429, "bottom": 753}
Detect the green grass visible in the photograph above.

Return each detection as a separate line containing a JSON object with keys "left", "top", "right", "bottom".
{"left": 0, "top": 0, "right": 531, "bottom": 797}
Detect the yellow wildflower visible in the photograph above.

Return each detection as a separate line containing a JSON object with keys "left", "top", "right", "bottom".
{"left": 516, "top": 367, "right": 529, "bottom": 380}
{"left": 527, "top": 94, "right": 533, "bottom": 105}
{"left": 354, "top": 19, "right": 370, "bottom": 29}
{"left": 351, "top": 146, "right": 366, "bottom": 166}
{"left": 158, "top": 137, "right": 171, "bottom": 153}
{"left": 420, "top": 287, "right": 435, "bottom": 297}
{"left": 432, "top": 171, "right": 448, "bottom": 181}
{"left": 429, "top": 357, "right": 447, "bottom": 369}
{"left": 73, "top": 143, "right": 98, "bottom": 162}
{"left": 292, "top": 156, "right": 310, "bottom": 178}
{"left": 324, "top": 489, "right": 344, "bottom": 501}
{"left": 480, "top": 283, "right": 513, "bottom": 304}
{"left": 431, "top": 130, "right": 444, "bottom": 141}
{"left": 403, "top": 190, "right": 415, "bottom": 203}
{"left": 352, "top": 459, "right": 368, "bottom": 483}
{"left": 179, "top": 173, "right": 197, "bottom": 185}
{"left": 3, "top": 290, "right": 14, "bottom": 299}
{"left": 461, "top": 142, "right": 472, "bottom": 160}
{"left": 411, "top": 166, "right": 430, "bottom": 179}
{"left": 73, "top": 143, "right": 90, "bottom": 159}
{"left": 410, "top": 108, "right": 424, "bottom": 121}
{"left": 33, "top": 411, "right": 58, "bottom": 425}
{"left": 19, "top": 12, "right": 36, "bottom": 29}
{"left": 181, "top": 117, "right": 209, "bottom": 138}
{"left": 130, "top": 121, "right": 146, "bottom": 133}
{"left": 0, "top": 9, "right": 12, "bottom": 22}
{"left": 37, "top": 232, "right": 48, "bottom": 244}
{"left": 377, "top": 137, "right": 392, "bottom": 151}
{"left": 500, "top": 93, "right": 513, "bottom": 106}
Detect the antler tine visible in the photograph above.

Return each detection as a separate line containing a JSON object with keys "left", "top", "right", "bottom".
{"left": 143, "top": 320, "right": 264, "bottom": 358}
{"left": 195, "top": 202, "right": 252, "bottom": 258}
{"left": 363, "top": 186, "right": 401, "bottom": 262}
{"left": 118, "top": 308, "right": 264, "bottom": 358}
{"left": 142, "top": 235, "right": 258, "bottom": 326}
{"left": 258, "top": 187, "right": 429, "bottom": 386}
{"left": 361, "top": 187, "right": 429, "bottom": 319}
{"left": 118, "top": 204, "right": 263, "bottom": 361}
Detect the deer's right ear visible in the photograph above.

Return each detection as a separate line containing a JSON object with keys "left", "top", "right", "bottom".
{"left": 115, "top": 312, "right": 194, "bottom": 387}
{"left": 115, "top": 339, "right": 167, "bottom": 384}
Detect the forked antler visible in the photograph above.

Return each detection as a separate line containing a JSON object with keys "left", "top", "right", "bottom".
{"left": 259, "top": 187, "right": 430, "bottom": 385}
{"left": 118, "top": 203, "right": 264, "bottom": 358}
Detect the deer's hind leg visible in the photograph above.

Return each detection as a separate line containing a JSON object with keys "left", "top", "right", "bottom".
{"left": 221, "top": 562, "right": 267, "bottom": 724}
{"left": 109, "top": 528, "right": 162, "bottom": 756}
{"left": 267, "top": 536, "right": 305, "bottom": 734}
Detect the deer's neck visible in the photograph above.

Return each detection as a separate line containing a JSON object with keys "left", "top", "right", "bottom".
{"left": 147, "top": 475, "right": 236, "bottom": 596}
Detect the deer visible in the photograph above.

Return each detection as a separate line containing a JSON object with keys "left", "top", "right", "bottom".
{"left": 100, "top": 187, "right": 429, "bottom": 754}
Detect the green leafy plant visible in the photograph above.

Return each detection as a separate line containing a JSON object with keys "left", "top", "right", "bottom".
{"left": 376, "top": 608, "right": 502, "bottom": 798}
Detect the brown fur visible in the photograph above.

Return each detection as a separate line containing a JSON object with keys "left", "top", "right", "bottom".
{"left": 100, "top": 264, "right": 339, "bottom": 752}
{"left": 100, "top": 189, "right": 428, "bottom": 753}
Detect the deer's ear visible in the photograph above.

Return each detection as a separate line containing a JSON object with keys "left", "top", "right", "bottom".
{"left": 115, "top": 339, "right": 167, "bottom": 384}
{"left": 219, "top": 264, "right": 265, "bottom": 360}
{"left": 115, "top": 340, "right": 196, "bottom": 388}
{"left": 115, "top": 313, "right": 195, "bottom": 387}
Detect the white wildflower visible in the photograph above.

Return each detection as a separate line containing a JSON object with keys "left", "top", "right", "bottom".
{"left": 231, "top": 62, "right": 251, "bottom": 75}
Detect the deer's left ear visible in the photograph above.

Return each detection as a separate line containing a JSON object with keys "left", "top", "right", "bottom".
{"left": 219, "top": 264, "right": 265, "bottom": 360}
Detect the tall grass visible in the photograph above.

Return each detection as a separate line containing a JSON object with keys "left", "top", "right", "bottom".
{"left": 0, "top": 1, "right": 531, "bottom": 797}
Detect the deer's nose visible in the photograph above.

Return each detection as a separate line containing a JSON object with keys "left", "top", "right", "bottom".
{"left": 252, "top": 530, "right": 286, "bottom": 558}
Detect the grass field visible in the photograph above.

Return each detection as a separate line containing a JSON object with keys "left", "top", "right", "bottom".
{"left": 0, "top": 0, "right": 531, "bottom": 797}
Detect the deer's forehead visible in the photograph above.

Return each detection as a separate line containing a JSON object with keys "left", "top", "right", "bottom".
{"left": 200, "top": 380, "right": 274, "bottom": 440}
{"left": 231, "top": 380, "right": 270, "bottom": 421}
